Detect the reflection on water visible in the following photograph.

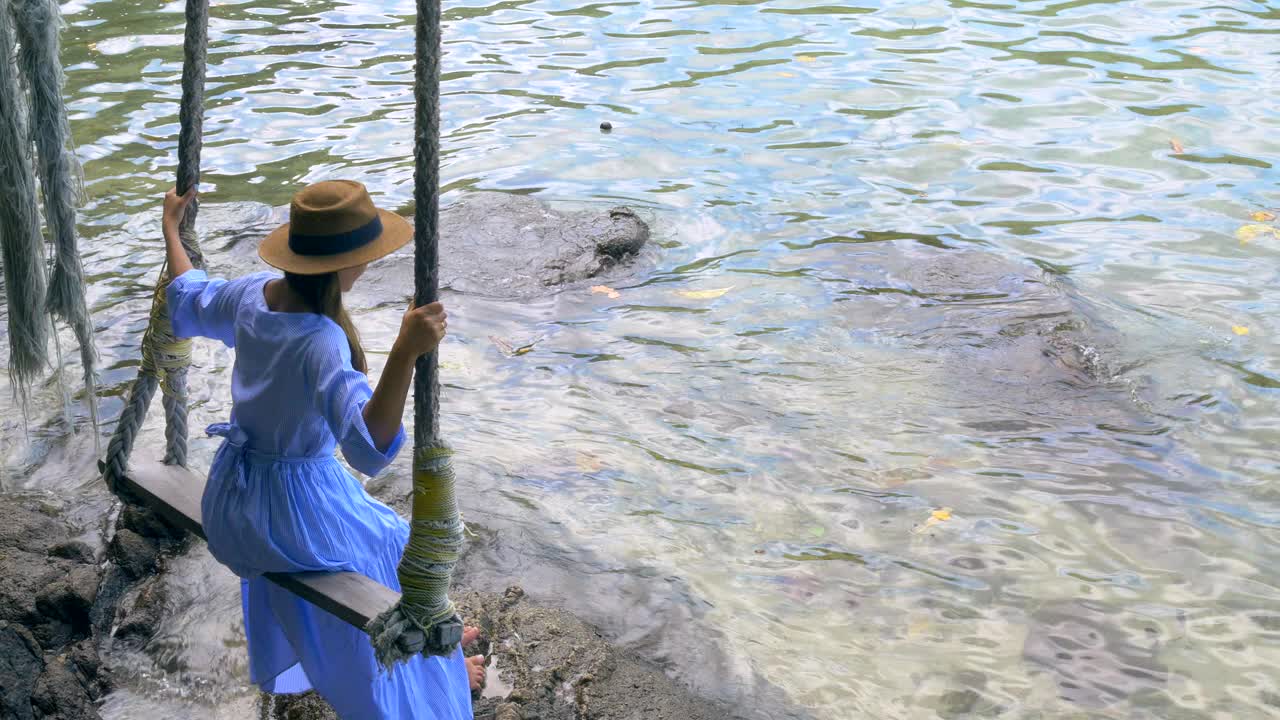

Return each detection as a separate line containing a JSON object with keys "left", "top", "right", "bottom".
{"left": 3, "top": 0, "right": 1278, "bottom": 717}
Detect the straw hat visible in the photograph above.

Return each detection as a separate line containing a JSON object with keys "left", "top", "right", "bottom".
{"left": 259, "top": 180, "right": 412, "bottom": 275}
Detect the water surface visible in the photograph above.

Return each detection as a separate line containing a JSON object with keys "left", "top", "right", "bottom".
{"left": 4, "top": 0, "right": 1280, "bottom": 717}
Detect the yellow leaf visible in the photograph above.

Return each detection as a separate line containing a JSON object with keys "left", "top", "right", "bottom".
{"left": 912, "top": 507, "right": 953, "bottom": 534}
{"left": 576, "top": 452, "right": 603, "bottom": 473}
{"left": 1236, "top": 224, "right": 1280, "bottom": 244}
{"left": 779, "top": 72, "right": 796, "bottom": 78}
{"left": 797, "top": 55, "right": 816, "bottom": 62}
{"left": 906, "top": 615, "right": 931, "bottom": 638}
{"left": 590, "top": 285, "right": 620, "bottom": 299}
{"left": 1251, "top": 210, "right": 1277, "bottom": 222}
{"left": 1233, "top": 326, "right": 1250, "bottom": 336}
{"left": 1169, "top": 139, "right": 1185, "bottom": 154}
{"left": 677, "top": 287, "right": 732, "bottom": 300}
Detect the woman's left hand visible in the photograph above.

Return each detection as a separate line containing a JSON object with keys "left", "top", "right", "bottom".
{"left": 162, "top": 186, "right": 197, "bottom": 233}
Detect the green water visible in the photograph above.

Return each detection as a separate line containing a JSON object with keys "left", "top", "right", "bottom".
{"left": 3, "top": 0, "right": 1279, "bottom": 717}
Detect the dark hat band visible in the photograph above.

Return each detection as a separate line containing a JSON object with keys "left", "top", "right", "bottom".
{"left": 289, "top": 215, "right": 383, "bottom": 257}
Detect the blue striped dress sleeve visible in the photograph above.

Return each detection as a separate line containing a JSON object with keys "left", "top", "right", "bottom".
{"left": 309, "top": 326, "right": 406, "bottom": 476}
{"left": 166, "top": 269, "right": 259, "bottom": 348}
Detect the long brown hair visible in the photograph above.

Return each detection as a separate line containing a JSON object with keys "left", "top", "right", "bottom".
{"left": 284, "top": 272, "right": 367, "bottom": 374}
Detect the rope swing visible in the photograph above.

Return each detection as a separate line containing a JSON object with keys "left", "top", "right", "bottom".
{"left": 101, "top": 0, "right": 208, "bottom": 492}
{"left": 78, "top": 0, "right": 465, "bottom": 663}
{"left": 368, "top": 0, "right": 466, "bottom": 665}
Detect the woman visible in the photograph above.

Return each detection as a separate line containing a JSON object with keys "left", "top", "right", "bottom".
{"left": 164, "top": 180, "right": 480, "bottom": 718}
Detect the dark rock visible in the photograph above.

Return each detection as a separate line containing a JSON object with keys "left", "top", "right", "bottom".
{"left": 355, "top": 193, "right": 652, "bottom": 302}
{"left": 0, "top": 500, "right": 64, "bottom": 555}
{"left": 0, "top": 622, "right": 43, "bottom": 720}
{"left": 68, "top": 640, "right": 109, "bottom": 700}
{"left": 90, "top": 566, "right": 132, "bottom": 639}
{"left": 0, "top": 499, "right": 75, "bottom": 626}
{"left": 31, "top": 654, "right": 97, "bottom": 720}
{"left": 108, "top": 528, "right": 159, "bottom": 580}
{"left": 118, "top": 505, "right": 188, "bottom": 549}
{"left": 458, "top": 588, "right": 747, "bottom": 720}
{"left": 599, "top": 121, "right": 612, "bottom": 132}
{"left": 114, "top": 576, "right": 168, "bottom": 647}
{"left": 0, "top": 496, "right": 118, "bottom": 720}
{"left": 48, "top": 541, "right": 94, "bottom": 564}
{"left": 35, "top": 565, "right": 100, "bottom": 638}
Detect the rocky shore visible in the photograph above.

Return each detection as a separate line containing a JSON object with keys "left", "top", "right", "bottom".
{"left": 0, "top": 489, "right": 780, "bottom": 720}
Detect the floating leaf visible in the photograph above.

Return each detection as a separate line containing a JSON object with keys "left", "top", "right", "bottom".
{"left": 576, "top": 452, "right": 604, "bottom": 473}
{"left": 906, "top": 615, "right": 931, "bottom": 638}
{"left": 797, "top": 55, "right": 817, "bottom": 63}
{"left": 1233, "top": 326, "right": 1250, "bottom": 336}
{"left": 779, "top": 71, "right": 796, "bottom": 78}
{"left": 1236, "top": 224, "right": 1280, "bottom": 244}
{"left": 1250, "top": 210, "right": 1276, "bottom": 222}
{"left": 912, "top": 507, "right": 953, "bottom": 534}
{"left": 590, "top": 285, "right": 620, "bottom": 299}
{"left": 1169, "top": 138, "right": 1185, "bottom": 154}
{"left": 677, "top": 287, "right": 733, "bottom": 300}
{"left": 489, "top": 335, "right": 540, "bottom": 357}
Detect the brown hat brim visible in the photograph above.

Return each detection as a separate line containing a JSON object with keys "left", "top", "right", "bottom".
{"left": 259, "top": 209, "right": 412, "bottom": 275}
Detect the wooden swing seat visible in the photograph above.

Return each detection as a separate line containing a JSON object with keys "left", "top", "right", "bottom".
{"left": 115, "top": 461, "right": 396, "bottom": 630}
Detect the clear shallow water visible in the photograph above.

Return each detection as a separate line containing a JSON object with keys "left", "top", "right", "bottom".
{"left": 2, "top": 0, "right": 1279, "bottom": 717}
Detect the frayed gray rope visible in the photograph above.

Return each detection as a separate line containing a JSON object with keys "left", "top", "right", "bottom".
{"left": 101, "top": 0, "right": 207, "bottom": 488}
{"left": 14, "top": 0, "right": 100, "bottom": 451}
{"left": 0, "top": 0, "right": 49, "bottom": 408}
{"left": 368, "top": 0, "right": 466, "bottom": 667}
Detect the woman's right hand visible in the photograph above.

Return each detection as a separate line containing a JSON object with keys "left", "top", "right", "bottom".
{"left": 394, "top": 301, "right": 448, "bottom": 358}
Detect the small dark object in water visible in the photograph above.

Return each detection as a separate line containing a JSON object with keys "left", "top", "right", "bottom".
{"left": 600, "top": 121, "right": 613, "bottom": 132}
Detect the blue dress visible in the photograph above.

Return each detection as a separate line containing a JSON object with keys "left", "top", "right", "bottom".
{"left": 168, "top": 269, "right": 472, "bottom": 720}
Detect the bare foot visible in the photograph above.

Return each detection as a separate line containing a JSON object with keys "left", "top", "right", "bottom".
{"left": 466, "top": 653, "right": 486, "bottom": 691}
{"left": 463, "top": 626, "right": 485, "bottom": 691}
{"left": 463, "top": 626, "right": 481, "bottom": 647}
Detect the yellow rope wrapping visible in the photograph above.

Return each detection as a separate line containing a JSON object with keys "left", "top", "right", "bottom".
{"left": 367, "top": 444, "right": 465, "bottom": 666}
{"left": 139, "top": 269, "right": 193, "bottom": 387}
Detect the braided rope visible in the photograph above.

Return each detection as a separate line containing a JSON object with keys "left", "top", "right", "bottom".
{"left": 368, "top": 0, "right": 465, "bottom": 666}
{"left": 102, "top": 373, "right": 158, "bottom": 495}
{"left": 101, "top": 0, "right": 207, "bottom": 489}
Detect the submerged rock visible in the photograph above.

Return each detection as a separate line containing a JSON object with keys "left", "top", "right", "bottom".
{"left": 351, "top": 193, "right": 651, "bottom": 301}
{"left": 215, "top": 192, "right": 652, "bottom": 300}
{"left": 1021, "top": 600, "right": 1170, "bottom": 710}
{"left": 815, "top": 240, "right": 1136, "bottom": 437}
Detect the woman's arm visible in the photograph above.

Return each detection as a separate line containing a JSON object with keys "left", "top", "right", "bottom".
{"left": 163, "top": 187, "right": 197, "bottom": 277}
{"left": 363, "top": 301, "right": 447, "bottom": 452}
